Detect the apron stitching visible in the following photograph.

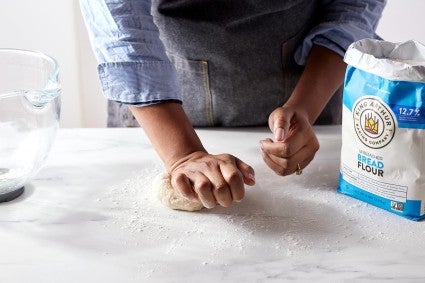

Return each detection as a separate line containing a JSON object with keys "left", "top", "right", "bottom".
{"left": 201, "top": 60, "right": 214, "bottom": 126}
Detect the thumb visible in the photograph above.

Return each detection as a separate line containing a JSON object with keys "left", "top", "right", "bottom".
{"left": 235, "top": 158, "right": 255, "bottom": 186}
{"left": 269, "top": 107, "right": 294, "bottom": 141}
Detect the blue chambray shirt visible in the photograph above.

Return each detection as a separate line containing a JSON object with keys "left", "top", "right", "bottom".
{"left": 80, "top": 0, "right": 386, "bottom": 105}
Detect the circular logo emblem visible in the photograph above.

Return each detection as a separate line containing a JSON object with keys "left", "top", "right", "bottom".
{"left": 352, "top": 97, "right": 396, "bottom": 149}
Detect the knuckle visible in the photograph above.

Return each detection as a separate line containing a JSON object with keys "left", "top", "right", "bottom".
{"left": 226, "top": 169, "right": 242, "bottom": 182}
{"left": 174, "top": 172, "right": 186, "bottom": 181}
{"left": 223, "top": 153, "right": 233, "bottom": 159}
{"left": 195, "top": 180, "right": 210, "bottom": 192}
{"left": 170, "top": 173, "right": 184, "bottom": 187}
{"left": 268, "top": 109, "right": 279, "bottom": 122}
{"left": 199, "top": 160, "right": 213, "bottom": 170}
{"left": 219, "top": 153, "right": 235, "bottom": 163}
{"left": 274, "top": 107, "right": 285, "bottom": 116}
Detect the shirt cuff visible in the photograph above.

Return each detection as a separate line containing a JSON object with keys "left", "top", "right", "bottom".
{"left": 98, "top": 60, "right": 182, "bottom": 104}
{"left": 294, "top": 22, "right": 380, "bottom": 65}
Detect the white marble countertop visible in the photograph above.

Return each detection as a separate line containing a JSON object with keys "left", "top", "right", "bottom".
{"left": 1, "top": 126, "right": 424, "bottom": 282}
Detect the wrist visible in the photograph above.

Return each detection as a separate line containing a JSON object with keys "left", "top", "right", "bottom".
{"left": 159, "top": 138, "right": 207, "bottom": 172}
{"left": 280, "top": 103, "right": 312, "bottom": 125}
{"left": 284, "top": 45, "right": 346, "bottom": 124}
{"left": 129, "top": 102, "right": 207, "bottom": 170}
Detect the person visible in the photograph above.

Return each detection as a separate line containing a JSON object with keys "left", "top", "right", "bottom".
{"left": 80, "top": 0, "right": 386, "bottom": 209}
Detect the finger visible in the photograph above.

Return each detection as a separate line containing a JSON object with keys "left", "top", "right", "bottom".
{"left": 192, "top": 173, "right": 216, "bottom": 209}
{"left": 261, "top": 150, "right": 290, "bottom": 176}
{"left": 269, "top": 108, "right": 294, "bottom": 141}
{"left": 213, "top": 182, "right": 233, "bottom": 207}
{"left": 261, "top": 129, "right": 316, "bottom": 158}
{"left": 171, "top": 173, "right": 197, "bottom": 201}
{"left": 203, "top": 169, "right": 233, "bottom": 207}
{"left": 219, "top": 162, "right": 245, "bottom": 202}
{"left": 234, "top": 157, "right": 255, "bottom": 186}
{"left": 266, "top": 144, "right": 317, "bottom": 175}
{"left": 260, "top": 138, "right": 298, "bottom": 159}
{"left": 274, "top": 127, "right": 285, "bottom": 142}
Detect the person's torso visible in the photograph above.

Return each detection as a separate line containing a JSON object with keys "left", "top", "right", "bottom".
{"left": 108, "top": 0, "right": 342, "bottom": 127}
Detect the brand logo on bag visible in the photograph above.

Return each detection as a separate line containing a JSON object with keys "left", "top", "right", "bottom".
{"left": 353, "top": 97, "right": 396, "bottom": 149}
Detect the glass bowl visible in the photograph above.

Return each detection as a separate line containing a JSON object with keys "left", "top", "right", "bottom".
{"left": 0, "top": 49, "right": 61, "bottom": 202}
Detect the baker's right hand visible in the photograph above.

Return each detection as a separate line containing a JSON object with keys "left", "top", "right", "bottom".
{"left": 168, "top": 151, "right": 255, "bottom": 209}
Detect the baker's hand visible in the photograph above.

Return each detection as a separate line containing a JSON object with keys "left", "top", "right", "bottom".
{"left": 168, "top": 152, "right": 255, "bottom": 209}
{"left": 260, "top": 106, "right": 319, "bottom": 176}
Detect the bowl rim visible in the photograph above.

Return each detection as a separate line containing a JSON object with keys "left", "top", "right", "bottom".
{"left": 0, "top": 48, "right": 60, "bottom": 100}
{"left": 0, "top": 48, "right": 59, "bottom": 81}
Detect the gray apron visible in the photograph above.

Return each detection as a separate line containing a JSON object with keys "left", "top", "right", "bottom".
{"left": 108, "top": 0, "right": 342, "bottom": 127}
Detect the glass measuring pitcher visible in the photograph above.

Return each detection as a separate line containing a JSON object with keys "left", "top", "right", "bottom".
{"left": 0, "top": 49, "right": 61, "bottom": 202}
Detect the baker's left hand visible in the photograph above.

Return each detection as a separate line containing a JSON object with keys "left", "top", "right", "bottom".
{"left": 260, "top": 106, "right": 319, "bottom": 176}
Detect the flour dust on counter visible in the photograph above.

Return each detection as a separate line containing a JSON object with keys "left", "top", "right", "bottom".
{"left": 5, "top": 128, "right": 425, "bottom": 282}
{"left": 96, "top": 167, "right": 337, "bottom": 277}
{"left": 87, "top": 158, "right": 425, "bottom": 281}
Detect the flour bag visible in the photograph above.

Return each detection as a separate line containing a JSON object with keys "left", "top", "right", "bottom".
{"left": 338, "top": 39, "right": 425, "bottom": 221}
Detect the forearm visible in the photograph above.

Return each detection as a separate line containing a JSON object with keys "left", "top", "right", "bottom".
{"left": 284, "top": 44, "right": 346, "bottom": 124}
{"left": 129, "top": 103, "right": 205, "bottom": 170}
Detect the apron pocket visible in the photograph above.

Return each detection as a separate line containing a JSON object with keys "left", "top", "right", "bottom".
{"left": 167, "top": 53, "right": 214, "bottom": 126}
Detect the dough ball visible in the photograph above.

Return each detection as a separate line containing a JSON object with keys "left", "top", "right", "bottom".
{"left": 154, "top": 173, "right": 204, "bottom": 212}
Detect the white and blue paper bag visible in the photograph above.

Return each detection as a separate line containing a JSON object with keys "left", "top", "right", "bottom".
{"left": 338, "top": 39, "right": 425, "bottom": 220}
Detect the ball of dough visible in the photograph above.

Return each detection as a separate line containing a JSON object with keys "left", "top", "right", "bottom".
{"left": 154, "top": 173, "right": 204, "bottom": 212}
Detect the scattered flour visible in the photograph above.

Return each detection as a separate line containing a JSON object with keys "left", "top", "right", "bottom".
{"left": 94, "top": 165, "right": 425, "bottom": 278}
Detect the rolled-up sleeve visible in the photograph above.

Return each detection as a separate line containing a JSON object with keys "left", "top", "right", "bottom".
{"left": 295, "top": 0, "right": 386, "bottom": 65}
{"left": 80, "top": 0, "right": 181, "bottom": 105}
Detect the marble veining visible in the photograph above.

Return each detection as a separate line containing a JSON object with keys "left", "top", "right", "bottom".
{"left": 1, "top": 126, "right": 424, "bottom": 282}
